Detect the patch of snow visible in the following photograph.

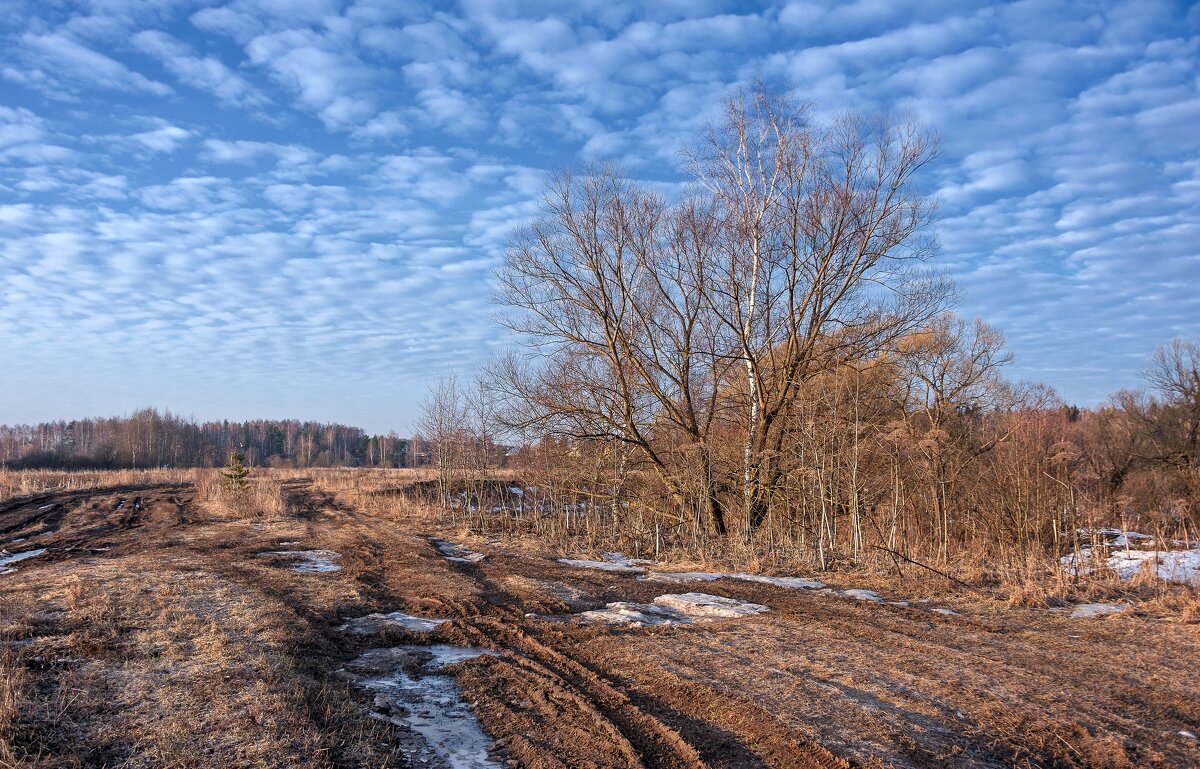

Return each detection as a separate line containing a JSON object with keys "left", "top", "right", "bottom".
{"left": 37, "top": 504, "right": 55, "bottom": 511}
{"left": 340, "top": 611, "right": 448, "bottom": 634}
{"left": 602, "top": 552, "right": 654, "bottom": 565}
{"left": 558, "top": 558, "right": 644, "bottom": 573}
{"left": 508, "top": 486, "right": 524, "bottom": 497}
{"left": 1180, "top": 731, "right": 1196, "bottom": 740}
{"left": 345, "top": 645, "right": 501, "bottom": 768}
{"left": 1063, "top": 546, "right": 1200, "bottom": 585}
{"left": 640, "top": 570, "right": 825, "bottom": 589}
{"left": 1070, "top": 603, "right": 1130, "bottom": 618}
{"left": 433, "top": 539, "right": 486, "bottom": 564}
{"left": 730, "top": 573, "right": 824, "bottom": 589}
{"left": 578, "top": 592, "right": 769, "bottom": 626}
{"left": 654, "top": 592, "right": 770, "bottom": 619}
{"left": 0, "top": 548, "right": 47, "bottom": 575}
{"left": 579, "top": 602, "right": 686, "bottom": 626}
{"left": 839, "top": 589, "right": 884, "bottom": 602}
{"left": 931, "top": 608, "right": 959, "bottom": 616}
{"left": 258, "top": 550, "right": 341, "bottom": 573}
{"left": 640, "top": 571, "right": 725, "bottom": 583}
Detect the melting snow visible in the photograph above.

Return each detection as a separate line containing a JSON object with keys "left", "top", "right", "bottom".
{"left": 641, "top": 571, "right": 724, "bottom": 583}
{"left": 258, "top": 550, "right": 342, "bottom": 573}
{"left": 340, "top": 611, "right": 448, "bottom": 634}
{"left": 640, "top": 570, "right": 825, "bottom": 589}
{"left": 0, "top": 548, "right": 47, "bottom": 575}
{"left": 1062, "top": 545, "right": 1200, "bottom": 586}
{"left": 345, "top": 645, "right": 500, "bottom": 768}
{"left": 839, "top": 589, "right": 884, "bottom": 602}
{"left": 433, "top": 539, "right": 486, "bottom": 564}
{"left": 578, "top": 592, "right": 769, "bottom": 626}
{"left": 1070, "top": 603, "right": 1130, "bottom": 618}
{"left": 559, "top": 558, "right": 644, "bottom": 573}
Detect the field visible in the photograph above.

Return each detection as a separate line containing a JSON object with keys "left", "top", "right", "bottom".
{"left": 0, "top": 470, "right": 1197, "bottom": 769}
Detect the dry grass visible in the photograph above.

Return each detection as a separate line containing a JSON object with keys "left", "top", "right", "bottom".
{"left": 0, "top": 468, "right": 196, "bottom": 502}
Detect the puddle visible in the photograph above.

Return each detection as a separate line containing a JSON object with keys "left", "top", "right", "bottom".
{"left": 0, "top": 548, "right": 47, "bottom": 575}
{"left": 344, "top": 645, "right": 501, "bottom": 768}
{"left": 577, "top": 592, "right": 770, "bottom": 626}
{"left": 341, "top": 611, "right": 448, "bottom": 634}
{"left": 1069, "top": 603, "right": 1130, "bottom": 618}
{"left": 433, "top": 539, "right": 486, "bottom": 564}
{"left": 257, "top": 550, "right": 341, "bottom": 573}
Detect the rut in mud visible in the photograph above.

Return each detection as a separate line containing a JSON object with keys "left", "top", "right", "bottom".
{"left": 0, "top": 481, "right": 1197, "bottom": 768}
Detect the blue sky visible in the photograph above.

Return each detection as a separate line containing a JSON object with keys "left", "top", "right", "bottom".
{"left": 0, "top": 0, "right": 1197, "bottom": 433}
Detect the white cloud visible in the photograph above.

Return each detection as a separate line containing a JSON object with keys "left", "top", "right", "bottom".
{"left": 18, "top": 32, "right": 172, "bottom": 95}
{"left": 132, "top": 29, "right": 268, "bottom": 107}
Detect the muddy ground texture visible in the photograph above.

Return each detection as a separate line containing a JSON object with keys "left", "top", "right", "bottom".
{"left": 0, "top": 482, "right": 1197, "bottom": 769}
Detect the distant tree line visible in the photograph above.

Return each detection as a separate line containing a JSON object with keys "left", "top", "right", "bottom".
{"left": 0, "top": 408, "right": 414, "bottom": 470}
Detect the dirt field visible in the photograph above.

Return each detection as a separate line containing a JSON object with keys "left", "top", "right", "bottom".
{"left": 1, "top": 479, "right": 1197, "bottom": 768}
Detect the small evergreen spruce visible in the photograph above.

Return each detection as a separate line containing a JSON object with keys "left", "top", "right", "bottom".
{"left": 222, "top": 450, "right": 249, "bottom": 494}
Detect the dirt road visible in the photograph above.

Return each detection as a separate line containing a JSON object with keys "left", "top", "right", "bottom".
{"left": 1, "top": 482, "right": 1196, "bottom": 768}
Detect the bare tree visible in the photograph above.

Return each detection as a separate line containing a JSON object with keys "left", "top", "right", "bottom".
{"left": 686, "top": 82, "right": 949, "bottom": 532}
{"left": 494, "top": 167, "right": 737, "bottom": 533}
{"left": 414, "top": 373, "right": 467, "bottom": 508}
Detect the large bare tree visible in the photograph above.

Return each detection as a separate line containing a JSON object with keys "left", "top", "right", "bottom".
{"left": 686, "top": 83, "right": 949, "bottom": 531}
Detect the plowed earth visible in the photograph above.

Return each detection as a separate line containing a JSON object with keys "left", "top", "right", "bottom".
{"left": 0, "top": 482, "right": 1196, "bottom": 768}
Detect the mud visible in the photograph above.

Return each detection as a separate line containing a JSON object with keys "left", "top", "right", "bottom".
{"left": 1, "top": 482, "right": 1197, "bottom": 768}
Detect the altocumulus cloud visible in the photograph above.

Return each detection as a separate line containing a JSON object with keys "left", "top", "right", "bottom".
{"left": 0, "top": 0, "right": 1197, "bottom": 430}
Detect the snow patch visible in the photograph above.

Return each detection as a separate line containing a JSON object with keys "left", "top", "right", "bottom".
{"left": 340, "top": 611, "right": 448, "bottom": 634}
{"left": 1070, "top": 603, "right": 1130, "bottom": 618}
{"left": 1063, "top": 545, "right": 1200, "bottom": 586}
{"left": 931, "top": 608, "right": 960, "bottom": 616}
{"left": 578, "top": 592, "right": 769, "bottom": 626}
{"left": 558, "top": 551, "right": 656, "bottom": 573}
{"left": 433, "top": 539, "right": 486, "bottom": 564}
{"left": 839, "top": 589, "right": 884, "bottom": 602}
{"left": 640, "top": 571, "right": 724, "bottom": 583}
{"left": 639, "top": 571, "right": 825, "bottom": 589}
{"left": 559, "top": 558, "right": 644, "bottom": 573}
{"left": 0, "top": 548, "right": 47, "bottom": 575}
{"left": 258, "top": 550, "right": 341, "bottom": 573}
{"left": 344, "top": 645, "right": 500, "bottom": 768}
{"left": 729, "top": 573, "right": 824, "bottom": 589}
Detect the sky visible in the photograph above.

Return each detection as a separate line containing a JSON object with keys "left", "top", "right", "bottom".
{"left": 0, "top": 0, "right": 1197, "bottom": 433}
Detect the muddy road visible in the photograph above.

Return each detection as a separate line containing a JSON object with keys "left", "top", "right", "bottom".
{"left": 0, "top": 482, "right": 1197, "bottom": 768}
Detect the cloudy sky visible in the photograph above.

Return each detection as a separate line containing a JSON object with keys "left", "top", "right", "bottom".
{"left": 1, "top": 0, "right": 1197, "bottom": 432}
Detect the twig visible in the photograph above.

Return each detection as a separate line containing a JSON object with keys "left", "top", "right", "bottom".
{"left": 869, "top": 545, "right": 979, "bottom": 592}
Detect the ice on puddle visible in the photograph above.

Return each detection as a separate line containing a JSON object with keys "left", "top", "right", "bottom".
{"left": 578, "top": 592, "right": 770, "bottom": 626}
{"left": 340, "top": 611, "right": 448, "bottom": 634}
{"left": 433, "top": 539, "right": 486, "bottom": 564}
{"left": 258, "top": 549, "right": 341, "bottom": 573}
{"left": 0, "top": 548, "right": 47, "bottom": 575}
{"left": 345, "top": 645, "right": 501, "bottom": 768}
{"left": 1070, "top": 603, "right": 1130, "bottom": 618}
